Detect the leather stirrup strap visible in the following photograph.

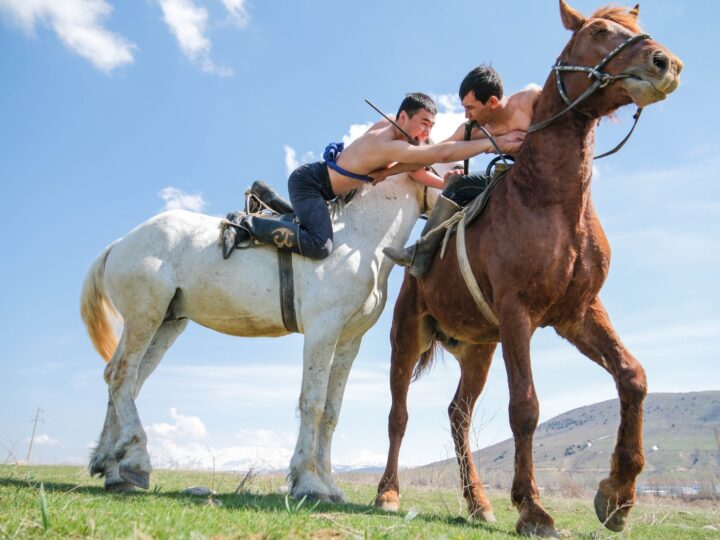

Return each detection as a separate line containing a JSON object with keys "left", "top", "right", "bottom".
{"left": 455, "top": 217, "right": 499, "bottom": 326}
{"left": 278, "top": 250, "right": 299, "bottom": 333}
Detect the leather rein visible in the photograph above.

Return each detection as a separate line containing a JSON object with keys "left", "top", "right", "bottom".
{"left": 527, "top": 32, "right": 651, "bottom": 159}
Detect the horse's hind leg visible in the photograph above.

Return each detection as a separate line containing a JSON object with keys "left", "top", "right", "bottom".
{"left": 375, "top": 278, "right": 433, "bottom": 512}
{"left": 316, "top": 335, "right": 362, "bottom": 503}
{"left": 90, "top": 393, "right": 130, "bottom": 491}
{"left": 103, "top": 311, "right": 183, "bottom": 489}
{"left": 92, "top": 318, "right": 187, "bottom": 491}
{"left": 559, "top": 298, "right": 646, "bottom": 532}
{"left": 448, "top": 342, "right": 497, "bottom": 522}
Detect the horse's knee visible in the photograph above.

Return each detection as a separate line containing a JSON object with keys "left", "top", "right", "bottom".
{"left": 320, "top": 407, "right": 340, "bottom": 433}
{"left": 388, "top": 405, "right": 409, "bottom": 438}
{"left": 618, "top": 362, "right": 647, "bottom": 404}
{"left": 448, "top": 401, "right": 470, "bottom": 430}
{"left": 508, "top": 394, "right": 539, "bottom": 437}
{"left": 299, "top": 397, "right": 325, "bottom": 421}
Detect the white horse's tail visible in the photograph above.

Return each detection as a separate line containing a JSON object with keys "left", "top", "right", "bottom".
{"left": 80, "top": 243, "right": 121, "bottom": 362}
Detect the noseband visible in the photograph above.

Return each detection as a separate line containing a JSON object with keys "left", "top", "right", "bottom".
{"left": 528, "top": 32, "right": 652, "bottom": 159}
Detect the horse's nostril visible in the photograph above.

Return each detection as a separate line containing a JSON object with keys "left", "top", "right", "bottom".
{"left": 652, "top": 52, "right": 669, "bottom": 72}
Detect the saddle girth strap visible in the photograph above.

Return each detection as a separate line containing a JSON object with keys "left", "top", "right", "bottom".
{"left": 278, "top": 250, "right": 299, "bottom": 333}
{"left": 455, "top": 217, "right": 499, "bottom": 326}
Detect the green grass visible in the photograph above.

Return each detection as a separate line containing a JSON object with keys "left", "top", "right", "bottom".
{"left": 1, "top": 465, "right": 718, "bottom": 539}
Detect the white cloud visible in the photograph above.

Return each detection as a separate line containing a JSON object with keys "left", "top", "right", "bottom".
{"left": 284, "top": 145, "right": 299, "bottom": 174}
{"left": 283, "top": 145, "right": 317, "bottom": 175}
{"left": 145, "top": 408, "right": 293, "bottom": 471}
{"left": 159, "top": 186, "right": 206, "bottom": 212}
{"left": 24, "top": 433, "right": 58, "bottom": 446}
{"left": 221, "top": 0, "right": 249, "bottom": 28}
{"left": 341, "top": 123, "right": 372, "bottom": 147}
{"left": 235, "top": 429, "right": 295, "bottom": 448}
{"left": 0, "top": 0, "right": 135, "bottom": 73}
{"left": 156, "top": 0, "right": 231, "bottom": 76}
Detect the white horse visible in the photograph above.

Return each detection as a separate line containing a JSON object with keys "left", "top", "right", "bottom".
{"left": 80, "top": 172, "right": 440, "bottom": 501}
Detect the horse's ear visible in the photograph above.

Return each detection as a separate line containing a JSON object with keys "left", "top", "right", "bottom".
{"left": 629, "top": 4, "right": 640, "bottom": 18}
{"left": 559, "top": 0, "right": 586, "bottom": 31}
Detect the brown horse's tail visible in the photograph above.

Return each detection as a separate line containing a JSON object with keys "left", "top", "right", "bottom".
{"left": 412, "top": 339, "right": 442, "bottom": 381}
{"left": 80, "top": 244, "right": 120, "bottom": 362}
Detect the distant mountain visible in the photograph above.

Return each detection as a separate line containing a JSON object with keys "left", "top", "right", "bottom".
{"left": 417, "top": 391, "right": 720, "bottom": 480}
{"left": 150, "top": 447, "right": 386, "bottom": 474}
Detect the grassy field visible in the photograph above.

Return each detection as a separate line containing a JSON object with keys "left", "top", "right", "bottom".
{"left": 1, "top": 465, "right": 718, "bottom": 539}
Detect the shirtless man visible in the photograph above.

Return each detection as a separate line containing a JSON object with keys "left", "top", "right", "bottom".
{"left": 224, "top": 92, "right": 524, "bottom": 259}
{"left": 383, "top": 66, "right": 541, "bottom": 277}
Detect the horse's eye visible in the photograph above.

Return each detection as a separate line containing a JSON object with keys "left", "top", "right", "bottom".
{"left": 591, "top": 26, "right": 608, "bottom": 36}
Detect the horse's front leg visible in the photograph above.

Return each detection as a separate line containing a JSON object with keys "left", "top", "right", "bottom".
{"left": 316, "top": 335, "right": 362, "bottom": 503}
{"left": 290, "top": 322, "right": 342, "bottom": 501}
{"left": 448, "top": 342, "right": 497, "bottom": 522}
{"left": 559, "top": 298, "right": 646, "bottom": 532}
{"left": 375, "top": 277, "right": 432, "bottom": 512}
{"left": 500, "top": 305, "right": 558, "bottom": 538}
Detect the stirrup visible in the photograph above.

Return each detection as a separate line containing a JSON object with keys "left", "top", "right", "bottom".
{"left": 221, "top": 222, "right": 251, "bottom": 259}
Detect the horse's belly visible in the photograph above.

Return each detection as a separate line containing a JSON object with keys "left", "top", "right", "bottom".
{"left": 175, "top": 247, "right": 289, "bottom": 337}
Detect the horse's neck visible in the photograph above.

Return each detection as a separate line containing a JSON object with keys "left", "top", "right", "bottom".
{"left": 512, "top": 85, "right": 597, "bottom": 219}
{"left": 335, "top": 176, "right": 420, "bottom": 248}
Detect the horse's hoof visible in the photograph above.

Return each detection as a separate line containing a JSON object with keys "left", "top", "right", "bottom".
{"left": 470, "top": 510, "right": 497, "bottom": 523}
{"left": 105, "top": 479, "right": 136, "bottom": 493}
{"left": 517, "top": 521, "right": 560, "bottom": 538}
{"left": 119, "top": 464, "right": 150, "bottom": 490}
{"left": 594, "top": 490, "right": 628, "bottom": 532}
{"left": 374, "top": 494, "right": 400, "bottom": 512}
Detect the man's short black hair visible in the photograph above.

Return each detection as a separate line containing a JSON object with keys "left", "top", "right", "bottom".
{"left": 396, "top": 92, "right": 437, "bottom": 119}
{"left": 459, "top": 65, "right": 504, "bottom": 104}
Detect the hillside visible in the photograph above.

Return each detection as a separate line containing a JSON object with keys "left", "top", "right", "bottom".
{"left": 416, "top": 391, "right": 720, "bottom": 483}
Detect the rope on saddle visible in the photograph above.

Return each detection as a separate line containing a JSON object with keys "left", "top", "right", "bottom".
{"left": 278, "top": 249, "right": 299, "bottom": 333}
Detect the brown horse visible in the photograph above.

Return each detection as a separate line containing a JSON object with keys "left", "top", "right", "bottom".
{"left": 374, "top": 1, "right": 682, "bottom": 537}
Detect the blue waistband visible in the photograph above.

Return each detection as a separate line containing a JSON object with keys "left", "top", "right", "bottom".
{"left": 323, "top": 142, "right": 373, "bottom": 183}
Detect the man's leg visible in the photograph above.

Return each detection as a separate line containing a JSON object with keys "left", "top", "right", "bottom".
{"left": 383, "top": 174, "right": 488, "bottom": 278}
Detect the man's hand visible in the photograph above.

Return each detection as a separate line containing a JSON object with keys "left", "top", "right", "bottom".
{"left": 369, "top": 166, "right": 391, "bottom": 186}
{"left": 443, "top": 166, "right": 464, "bottom": 182}
{"left": 494, "top": 130, "right": 526, "bottom": 155}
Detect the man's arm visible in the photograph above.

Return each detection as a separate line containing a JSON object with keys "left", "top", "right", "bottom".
{"left": 371, "top": 131, "right": 525, "bottom": 181}
{"left": 382, "top": 137, "right": 494, "bottom": 166}
{"left": 385, "top": 131, "right": 526, "bottom": 166}
{"left": 408, "top": 168, "right": 444, "bottom": 189}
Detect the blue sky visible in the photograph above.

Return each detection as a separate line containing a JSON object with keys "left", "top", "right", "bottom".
{"left": 1, "top": 0, "right": 717, "bottom": 472}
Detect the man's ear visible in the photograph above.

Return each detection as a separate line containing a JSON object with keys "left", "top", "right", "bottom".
{"left": 397, "top": 111, "right": 408, "bottom": 123}
{"left": 488, "top": 96, "right": 499, "bottom": 108}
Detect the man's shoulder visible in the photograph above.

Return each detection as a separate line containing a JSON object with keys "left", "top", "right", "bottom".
{"left": 509, "top": 84, "right": 542, "bottom": 114}
{"left": 510, "top": 83, "right": 542, "bottom": 101}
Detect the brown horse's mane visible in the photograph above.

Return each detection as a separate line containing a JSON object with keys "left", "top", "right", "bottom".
{"left": 591, "top": 5, "right": 644, "bottom": 33}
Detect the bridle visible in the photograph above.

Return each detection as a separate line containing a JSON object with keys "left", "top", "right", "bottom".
{"left": 527, "top": 31, "right": 652, "bottom": 159}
